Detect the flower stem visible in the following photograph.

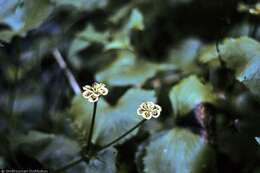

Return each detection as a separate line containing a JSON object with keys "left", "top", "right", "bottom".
{"left": 86, "top": 101, "right": 98, "bottom": 154}
{"left": 53, "top": 101, "right": 98, "bottom": 173}
{"left": 99, "top": 119, "right": 146, "bottom": 151}
{"left": 53, "top": 157, "right": 84, "bottom": 173}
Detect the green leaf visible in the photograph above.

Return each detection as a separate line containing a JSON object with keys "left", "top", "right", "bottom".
{"left": 13, "top": 131, "right": 54, "bottom": 146}
{"left": 36, "top": 136, "right": 81, "bottom": 170}
{"left": 169, "top": 75, "right": 217, "bottom": 116}
{"left": 68, "top": 38, "right": 89, "bottom": 69}
{"left": 51, "top": 0, "right": 108, "bottom": 10}
{"left": 166, "top": 38, "right": 201, "bottom": 70}
{"left": 256, "top": 137, "right": 260, "bottom": 145}
{"left": 126, "top": 8, "right": 144, "bottom": 31}
{"left": 22, "top": 0, "right": 53, "bottom": 32}
{"left": 86, "top": 148, "right": 117, "bottom": 173}
{"left": 109, "top": 5, "right": 131, "bottom": 24}
{"left": 143, "top": 128, "right": 215, "bottom": 173}
{"left": 69, "top": 88, "right": 156, "bottom": 146}
{"left": 0, "top": 0, "right": 53, "bottom": 41}
{"left": 96, "top": 51, "right": 158, "bottom": 86}
{"left": 199, "top": 37, "right": 260, "bottom": 96}
{"left": 77, "top": 24, "right": 110, "bottom": 45}
{"left": 12, "top": 131, "right": 117, "bottom": 173}
{"left": 104, "top": 33, "right": 132, "bottom": 51}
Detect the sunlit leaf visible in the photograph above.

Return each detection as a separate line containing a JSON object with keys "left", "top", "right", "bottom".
{"left": 96, "top": 51, "right": 158, "bottom": 86}
{"left": 169, "top": 75, "right": 217, "bottom": 116}
{"left": 104, "top": 33, "right": 132, "bottom": 51}
{"left": 69, "top": 88, "right": 156, "bottom": 146}
{"left": 0, "top": 0, "right": 53, "bottom": 41}
{"left": 143, "top": 128, "right": 215, "bottom": 173}
{"left": 51, "top": 0, "right": 108, "bottom": 10}
{"left": 126, "top": 8, "right": 144, "bottom": 31}
{"left": 199, "top": 37, "right": 260, "bottom": 96}
{"left": 77, "top": 24, "right": 109, "bottom": 45}
{"left": 256, "top": 137, "right": 260, "bottom": 145}
{"left": 166, "top": 38, "right": 201, "bottom": 70}
{"left": 109, "top": 5, "right": 131, "bottom": 24}
{"left": 68, "top": 39, "right": 89, "bottom": 68}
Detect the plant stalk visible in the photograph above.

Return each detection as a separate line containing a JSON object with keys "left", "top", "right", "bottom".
{"left": 86, "top": 101, "right": 98, "bottom": 154}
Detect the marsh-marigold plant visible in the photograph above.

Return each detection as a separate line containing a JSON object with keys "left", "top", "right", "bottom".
{"left": 82, "top": 82, "right": 108, "bottom": 102}
{"left": 137, "top": 102, "right": 162, "bottom": 119}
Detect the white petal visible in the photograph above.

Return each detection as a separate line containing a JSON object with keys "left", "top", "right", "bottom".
{"left": 137, "top": 108, "right": 145, "bottom": 116}
{"left": 99, "top": 87, "right": 108, "bottom": 95}
{"left": 153, "top": 104, "right": 162, "bottom": 112}
{"left": 82, "top": 90, "right": 93, "bottom": 99}
{"left": 152, "top": 110, "right": 160, "bottom": 118}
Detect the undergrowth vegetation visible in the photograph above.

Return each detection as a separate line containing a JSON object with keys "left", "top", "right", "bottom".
{"left": 0, "top": 0, "right": 259, "bottom": 173}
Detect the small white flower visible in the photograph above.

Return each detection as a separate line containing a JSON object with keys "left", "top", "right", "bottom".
{"left": 82, "top": 82, "right": 108, "bottom": 102}
{"left": 137, "top": 101, "right": 162, "bottom": 120}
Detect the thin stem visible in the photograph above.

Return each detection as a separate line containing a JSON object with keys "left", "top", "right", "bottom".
{"left": 9, "top": 65, "right": 19, "bottom": 130}
{"left": 215, "top": 40, "right": 225, "bottom": 67}
{"left": 8, "top": 62, "right": 21, "bottom": 169}
{"left": 52, "top": 49, "right": 81, "bottom": 95}
{"left": 53, "top": 157, "right": 84, "bottom": 173}
{"left": 99, "top": 119, "right": 146, "bottom": 151}
{"left": 86, "top": 101, "right": 98, "bottom": 154}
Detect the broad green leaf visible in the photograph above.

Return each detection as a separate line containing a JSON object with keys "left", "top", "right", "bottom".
{"left": 13, "top": 131, "right": 117, "bottom": 173}
{"left": 51, "top": 0, "right": 108, "bottom": 10}
{"left": 36, "top": 135, "right": 81, "bottom": 170}
{"left": 105, "top": 8, "right": 144, "bottom": 51}
{"left": 109, "top": 5, "right": 131, "bottom": 24}
{"left": 126, "top": 8, "right": 144, "bottom": 31}
{"left": 77, "top": 24, "right": 109, "bottom": 45}
{"left": 105, "top": 33, "right": 132, "bottom": 51}
{"left": 256, "top": 137, "right": 260, "bottom": 145}
{"left": 68, "top": 39, "right": 89, "bottom": 68}
{"left": 0, "top": 0, "right": 53, "bottom": 41}
{"left": 69, "top": 88, "right": 156, "bottom": 146}
{"left": 199, "top": 37, "right": 260, "bottom": 96}
{"left": 13, "top": 131, "right": 55, "bottom": 147}
{"left": 143, "top": 128, "right": 215, "bottom": 173}
{"left": 199, "top": 45, "right": 219, "bottom": 64}
{"left": 22, "top": 0, "right": 53, "bottom": 32}
{"left": 166, "top": 38, "right": 201, "bottom": 70}
{"left": 86, "top": 148, "right": 117, "bottom": 173}
{"left": 69, "top": 39, "right": 90, "bottom": 55}
{"left": 96, "top": 51, "right": 158, "bottom": 86}
{"left": 169, "top": 75, "right": 217, "bottom": 116}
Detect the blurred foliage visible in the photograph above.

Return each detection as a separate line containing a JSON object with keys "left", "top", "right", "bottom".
{"left": 0, "top": 0, "right": 260, "bottom": 173}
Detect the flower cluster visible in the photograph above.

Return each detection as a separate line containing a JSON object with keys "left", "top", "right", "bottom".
{"left": 82, "top": 82, "right": 108, "bottom": 102}
{"left": 82, "top": 83, "right": 162, "bottom": 119}
{"left": 137, "top": 101, "right": 162, "bottom": 119}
